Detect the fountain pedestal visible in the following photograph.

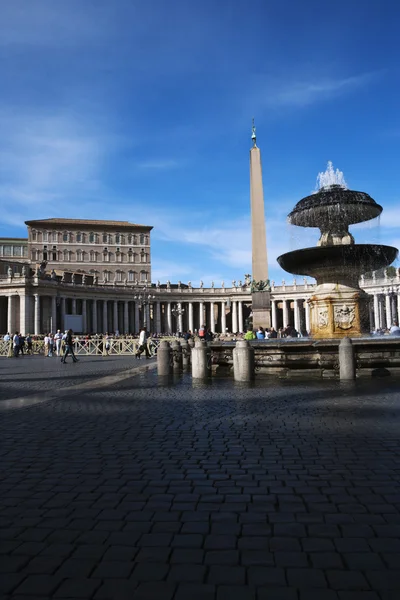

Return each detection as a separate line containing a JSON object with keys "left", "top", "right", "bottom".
{"left": 308, "top": 283, "right": 370, "bottom": 339}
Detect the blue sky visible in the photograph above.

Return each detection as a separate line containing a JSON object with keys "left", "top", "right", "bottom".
{"left": 0, "top": 0, "right": 399, "bottom": 285}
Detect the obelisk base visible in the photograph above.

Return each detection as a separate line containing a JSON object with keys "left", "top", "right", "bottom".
{"left": 251, "top": 291, "right": 271, "bottom": 330}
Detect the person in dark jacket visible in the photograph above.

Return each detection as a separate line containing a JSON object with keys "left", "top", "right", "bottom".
{"left": 61, "top": 329, "right": 79, "bottom": 363}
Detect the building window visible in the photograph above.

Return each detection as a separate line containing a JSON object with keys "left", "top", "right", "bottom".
{"left": 63, "top": 249, "right": 69, "bottom": 261}
{"left": 102, "top": 233, "right": 107, "bottom": 244}
{"left": 63, "top": 232, "right": 68, "bottom": 242}
{"left": 115, "top": 233, "right": 120, "bottom": 244}
{"left": 120, "top": 235, "right": 125, "bottom": 245}
{"left": 128, "top": 270, "right": 135, "bottom": 282}
{"left": 43, "top": 231, "right": 48, "bottom": 242}
{"left": 128, "top": 250, "right": 134, "bottom": 263}
{"left": 89, "top": 232, "right": 95, "bottom": 243}
{"left": 116, "top": 270, "right": 122, "bottom": 282}
{"left": 3, "top": 246, "right": 11, "bottom": 256}
{"left": 103, "top": 249, "right": 109, "bottom": 262}
{"left": 32, "top": 230, "right": 37, "bottom": 241}
{"left": 116, "top": 252, "right": 121, "bottom": 263}
{"left": 103, "top": 270, "right": 110, "bottom": 282}
{"left": 140, "top": 250, "right": 146, "bottom": 263}
{"left": 76, "top": 233, "right": 82, "bottom": 243}
{"left": 52, "top": 231, "right": 58, "bottom": 242}
{"left": 140, "top": 270, "right": 147, "bottom": 281}
{"left": 13, "top": 246, "right": 22, "bottom": 257}
{"left": 43, "top": 250, "right": 48, "bottom": 261}
{"left": 52, "top": 246, "right": 57, "bottom": 261}
{"left": 140, "top": 234, "right": 144, "bottom": 244}
{"left": 23, "top": 246, "right": 28, "bottom": 257}
{"left": 90, "top": 251, "right": 96, "bottom": 262}
{"left": 32, "top": 249, "right": 37, "bottom": 261}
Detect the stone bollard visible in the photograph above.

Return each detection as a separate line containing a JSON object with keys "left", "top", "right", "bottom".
{"left": 180, "top": 339, "right": 190, "bottom": 369}
{"left": 233, "top": 340, "right": 255, "bottom": 382}
{"left": 339, "top": 337, "right": 356, "bottom": 380}
{"left": 192, "top": 340, "right": 211, "bottom": 379}
{"left": 171, "top": 340, "right": 183, "bottom": 373}
{"left": 157, "top": 340, "right": 172, "bottom": 376}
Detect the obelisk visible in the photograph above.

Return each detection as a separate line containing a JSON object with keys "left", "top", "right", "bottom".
{"left": 250, "top": 120, "right": 271, "bottom": 329}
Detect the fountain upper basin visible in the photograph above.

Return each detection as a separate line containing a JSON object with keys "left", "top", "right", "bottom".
{"left": 288, "top": 186, "right": 382, "bottom": 228}
{"left": 277, "top": 244, "right": 398, "bottom": 281}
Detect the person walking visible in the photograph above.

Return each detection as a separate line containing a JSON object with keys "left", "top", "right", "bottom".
{"left": 135, "top": 327, "right": 150, "bottom": 359}
{"left": 44, "top": 333, "right": 50, "bottom": 357}
{"left": 48, "top": 334, "right": 54, "bottom": 357}
{"left": 25, "top": 334, "right": 33, "bottom": 355}
{"left": 13, "top": 331, "right": 20, "bottom": 357}
{"left": 54, "top": 329, "right": 63, "bottom": 356}
{"left": 61, "top": 329, "right": 79, "bottom": 363}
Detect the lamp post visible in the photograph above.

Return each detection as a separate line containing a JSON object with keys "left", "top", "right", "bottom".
{"left": 134, "top": 283, "right": 155, "bottom": 329}
{"left": 172, "top": 302, "right": 185, "bottom": 334}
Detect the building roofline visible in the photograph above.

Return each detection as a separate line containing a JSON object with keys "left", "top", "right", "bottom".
{"left": 24, "top": 218, "right": 153, "bottom": 230}
{"left": 0, "top": 237, "right": 28, "bottom": 242}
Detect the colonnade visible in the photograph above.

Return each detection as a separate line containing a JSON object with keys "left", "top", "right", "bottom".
{"left": 1, "top": 294, "right": 248, "bottom": 336}
{"left": 3, "top": 287, "right": 400, "bottom": 336}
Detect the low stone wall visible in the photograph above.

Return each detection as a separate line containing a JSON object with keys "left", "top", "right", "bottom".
{"left": 210, "top": 338, "right": 400, "bottom": 378}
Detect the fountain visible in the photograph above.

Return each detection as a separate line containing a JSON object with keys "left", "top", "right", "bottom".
{"left": 277, "top": 162, "right": 398, "bottom": 338}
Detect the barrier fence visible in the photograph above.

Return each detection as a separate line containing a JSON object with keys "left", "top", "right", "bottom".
{"left": 0, "top": 337, "right": 177, "bottom": 358}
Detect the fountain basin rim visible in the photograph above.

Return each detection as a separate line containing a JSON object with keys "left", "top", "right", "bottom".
{"left": 277, "top": 244, "right": 398, "bottom": 277}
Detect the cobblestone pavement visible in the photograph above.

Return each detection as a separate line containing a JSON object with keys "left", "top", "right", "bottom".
{"left": 0, "top": 355, "right": 156, "bottom": 401}
{"left": 1, "top": 370, "right": 400, "bottom": 599}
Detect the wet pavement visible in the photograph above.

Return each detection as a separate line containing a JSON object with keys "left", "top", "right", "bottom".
{"left": 1, "top": 361, "right": 400, "bottom": 599}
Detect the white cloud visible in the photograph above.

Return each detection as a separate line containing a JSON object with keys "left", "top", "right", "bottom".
{"left": 265, "top": 72, "right": 379, "bottom": 108}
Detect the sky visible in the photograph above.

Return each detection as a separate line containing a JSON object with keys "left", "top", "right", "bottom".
{"left": 0, "top": 0, "right": 399, "bottom": 286}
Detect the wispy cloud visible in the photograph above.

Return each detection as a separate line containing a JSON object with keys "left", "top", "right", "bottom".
{"left": 265, "top": 72, "right": 379, "bottom": 108}
{"left": 135, "top": 159, "right": 181, "bottom": 170}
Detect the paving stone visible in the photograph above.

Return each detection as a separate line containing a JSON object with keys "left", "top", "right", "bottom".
{"left": 217, "top": 585, "right": 256, "bottom": 600}
{"left": 175, "top": 583, "right": 216, "bottom": 600}
{"left": 327, "top": 570, "right": 370, "bottom": 590}
{"left": 287, "top": 568, "right": 327, "bottom": 588}
{"left": 92, "top": 560, "right": 134, "bottom": 578}
{"left": 257, "top": 588, "right": 298, "bottom": 599}
{"left": 208, "top": 565, "right": 246, "bottom": 585}
{"left": 94, "top": 579, "right": 138, "bottom": 599}
{"left": 247, "top": 566, "right": 286, "bottom": 587}
{"left": 205, "top": 550, "right": 239, "bottom": 565}
{"left": 14, "top": 575, "right": 62, "bottom": 596}
{"left": 54, "top": 578, "right": 101, "bottom": 598}
{"left": 310, "top": 552, "right": 344, "bottom": 569}
{"left": 365, "top": 571, "right": 400, "bottom": 591}
{"left": 132, "top": 562, "right": 169, "bottom": 581}
{"left": 132, "top": 582, "right": 176, "bottom": 599}
{"left": 343, "top": 552, "right": 385, "bottom": 569}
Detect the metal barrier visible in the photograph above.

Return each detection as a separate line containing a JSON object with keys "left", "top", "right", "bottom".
{"left": 0, "top": 337, "right": 177, "bottom": 358}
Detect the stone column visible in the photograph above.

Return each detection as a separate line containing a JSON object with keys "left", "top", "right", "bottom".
{"left": 294, "top": 299, "right": 300, "bottom": 333}
{"left": 7, "top": 295, "right": 14, "bottom": 334}
{"left": 156, "top": 301, "right": 161, "bottom": 333}
{"left": 167, "top": 302, "right": 172, "bottom": 334}
{"left": 385, "top": 293, "right": 392, "bottom": 329}
{"left": 305, "top": 300, "right": 311, "bottom": 334}
{"left": 397, "top": 292, "right": 400, "bottom": 324}
{"left": 34, "top": 294, "right": 40, "bottom": 335}
{"left": 178, "top": 309, "right": 183, "bottom": 334}
{"left": 113, "top": 301, "right": 118, "bottom": 332}
{"left": 71, "top": 298, "right": 76, "bottom": 315}
{"left": 51, "top": 296, "right": 57, "bottom": 332}
{"left": 210, "top": 301, "right": 215, "bottom": 333}
{"left": 61, "top": 296, "right": 66, "bottom": 331}
{"left": 232, "top": 300, "right": 238, "bottom": 333}
{"left": 92, "top": 299, "right": 97, "bottom": 333}
{"left": 19, "top": 294, "right": 30, "bottom": 336}
{"left": 282, "top": 299, "right": 289, "bottom": 327}
{"left": 199, "top": 301, "right": 204, "bottom": 329}
{"left": 145, "top": 304, "right": 151, "bottom": 330}
{"left": 82, "top": 299, "right": 87, "bottom": 333}
{"left": 271, "top": 300, "right": 277, "bottom": 329}
{"left": 373, "top": 294, "right": 380, "bottom": 330}
{"left": 103, "top": 300, "right": 108, "bottom": 333}
{"left": 134, "top": 301, "right": 140, "bottom": 332}
{"left": 238, "top": 300, "right": 244, "bottom": 333}
{"left": 124, "top": 301, "right": 129, "bottom": 334}
{"left": 188, "top": 302, "right": 194, "bottom": 332}
{"left": 221, "top": 301, "right": 226, "bottom": 333}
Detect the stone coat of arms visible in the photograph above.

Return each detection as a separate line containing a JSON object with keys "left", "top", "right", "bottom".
{"left": 334, "top": 304, "right": 355, "bottom": 330}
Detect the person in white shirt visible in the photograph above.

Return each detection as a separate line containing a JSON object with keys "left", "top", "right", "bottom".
{"left": 135, "top": 328, "right": 150, "bottom": 359}
{"left": 13, "top": 332, "right": 20, "bottom": 358}
{"left": 54, "top": 330, "right": 63, "bottom": 356}
{"left": 3, "top": 332, "right": 10, "bottom": 342}
{"left": 44, "top": 334, "right": 50, "bottom": 357}
{"left": 390, "top": 322, "right": 400, "bottom": 336}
